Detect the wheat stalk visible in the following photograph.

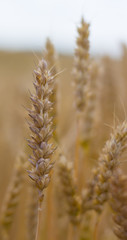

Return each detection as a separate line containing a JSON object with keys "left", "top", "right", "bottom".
{"left": 81, "top": 60, "right": 99, "bottom": 146}
{"left": 73, "top": 17, "right": 90, "bottom": 114}
{"left": 72, "top": 17, "right": 90, "bottom": 185}
{"left": 27, "top": 58, "right": 57, "bottom": 240}
{"left": 26, "top": 181, "right": 38, "bottom": 240}
{"left": 79, "top": 212, "right": 92, "bottom": 240}
{"left": 44, "top": 38, "right": 57, "bottom": 75}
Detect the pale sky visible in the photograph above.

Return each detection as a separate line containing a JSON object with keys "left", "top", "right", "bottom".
{"left": 0, "top": 0, "right": 127, "bottom": 56}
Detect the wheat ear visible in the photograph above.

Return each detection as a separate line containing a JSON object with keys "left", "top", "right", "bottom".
{"left": 81, "top": 121, "right": 127, "bottom": 214}
{"left": 27, "top": 58, "right": 57, "bottom": 240}
{"left": 109, "top": 170, "right": 127, "bottom": 239}
{"left": 44, "top": 38, "right": 57, "bottom": 75}
{"left": 73, "top": 17, "right": 90, "bottom": 113}
{"left": 27, "top": 58, "right": 57, "bottom": 202}
{"left": 0, "top": 154, "right": 25, "bottom": 239}
{"left": 93, "top": 121, "right": 127, "bottom": 211}
{"left": 81, "top": 60, "right": 99, "bottom": 145}
{"left": 58, "top": 154, "right": 80, "bottom": 225}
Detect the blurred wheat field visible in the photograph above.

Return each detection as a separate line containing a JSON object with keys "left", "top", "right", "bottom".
{"left": 0, "top": 26, "right": 127, "bottom": 240}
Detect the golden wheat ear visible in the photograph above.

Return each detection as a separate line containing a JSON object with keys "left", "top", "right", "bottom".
{"left": 81, "top": 60, "right": 99, "bottom": 146}
{"left": 72, "top": 17, "right": 90, "bottom": 114}
{"left": 109, "top": 170, "right": 127, "bottom": 240}
{"left": 27, "top": 59, "right": 57, "bottom": 203}
{"left": 27, "top": 58, "right": 58, "bottom": 240}
{"left": 44, "top": 38, "right": 58, "bottom": 75}
{"left": 93, "top": 121, "right": 127, "bottom": 212}
{"left": 81, "top": 121, "right": 127, "bottom": 214}
{"left": 0, "top": 154, "right": 25, "bottom": 239}
{"left": 58, "top": 154, "right": 80, "bottom": 225}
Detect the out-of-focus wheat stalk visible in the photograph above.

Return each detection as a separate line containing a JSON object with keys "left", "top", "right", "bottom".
{"left": 79, "top": 60, "right": 99, "bottom": 191}
{"left": 58, "top": 154, "right": 80, "bottom": 239}
{"left": 44, "top": 38, "right": 57, "bottom": 75}
{"left": 26, "top": 181, "right": 38, "bottom": 240}
{"left": 109, "top": 170, "right": 127, "bottom": 240}
{"left": 81, "top": 60, "right": 99, "bottom": 147}
{"left": 72, "top": 17, "right": 90, "bottom": 183}
{"left": 79, "top": 212, "right": 92, "bottom": 240}
{"left": 73, "top": 17, "right": 90, "bottom": 113}
{"left": 58, "top": 154, "right": 80, "bottom": 225}
{"left": 0, "top": 154, "right": 25, "bottom": 240}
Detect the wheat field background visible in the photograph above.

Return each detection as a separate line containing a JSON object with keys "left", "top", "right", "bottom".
{"left": 0, "top": 45, "right": 127, "bottom": 240}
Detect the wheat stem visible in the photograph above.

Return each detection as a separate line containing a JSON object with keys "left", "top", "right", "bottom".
{"left": 93, "top": 214, "right": 101, "bottom": 240}
{"left": 35, "top": 201, "right": 42, "bottom": 240}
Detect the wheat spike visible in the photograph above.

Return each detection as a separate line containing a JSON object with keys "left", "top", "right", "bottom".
{"left": 81, "top": 121, "right": 127, "bottom": 213}
{"left": 58, "top": 154, "right": 80, "bottom": 225}
{"left": 93, "top": 121, "right": 127, "bottom": 212}
{"left": 73, "top": 17, "right": 90, "bottom": 113}
{"left": 27, "top": 58, "right": 57, "bottom": 203}
{"left": 44, "top": 38, "right": 57, "bottom": 75}
{"left": 81, "top": 60, "right": 99, "bottom": 145}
